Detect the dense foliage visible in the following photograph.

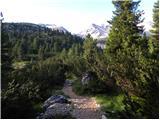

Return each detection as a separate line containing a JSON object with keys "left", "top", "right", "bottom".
{"left": 1, "top": 0, "right": 159, "bottom": 119}
{"left": 2, "top": 23, "right": 83, "bottom": 60}
{"left": 1, "top": 23, "right": 83, "bottom": 118}
{"left": 104, "top": 0, "right": 159, "bottom": 118}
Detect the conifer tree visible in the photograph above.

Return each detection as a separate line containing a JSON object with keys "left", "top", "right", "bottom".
{"left": 142, "top": 0, "right": 159, "bottom": 118}
{"left": 38, "top": 47, "right": 44, "bottom": 60}
{"left": 105, "top": 0, "right": 159, "bottom": 118}
{"left": 18, "top": 42, "right": 24, "bottom": 60}
{"left": 105, "top": 0, "right": 144, "bottom": 91}
{"left": 104, "top": 0, "right": 152, "bottom": 118}
{"left": 149, "top": 0, "right": 159, "bottom": 58}
{"left": 83, "top": 34, "right": 98, "bottom": 66}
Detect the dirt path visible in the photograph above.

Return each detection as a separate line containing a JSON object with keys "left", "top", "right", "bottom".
{"left": 62, "top": 84, "right": 104, "bottom": 119}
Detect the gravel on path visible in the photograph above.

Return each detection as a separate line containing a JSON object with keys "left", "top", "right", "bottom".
{"left": 62, "top": 84, "right": 104, "bottom": 119}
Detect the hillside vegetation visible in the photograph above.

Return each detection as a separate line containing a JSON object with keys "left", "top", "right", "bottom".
{"left": 1, "top": 0, "right": 159, "bottom": 119}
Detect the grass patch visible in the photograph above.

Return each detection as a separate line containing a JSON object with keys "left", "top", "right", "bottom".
{"left": 12, "top": 61, "right": 29, "bottom": 69}
{"left": 31, "top": 102, "right": 43, "bottom": 118}
{"left": 33, "top": 102, "right": 43, "bottom": 113}
{"left": 95, "top": 93, "right": 125, "bottom": 118}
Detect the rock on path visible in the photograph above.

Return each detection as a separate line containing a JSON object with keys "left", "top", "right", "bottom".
{"left": 62, "top": 84, "right": 104, "bottom": 119}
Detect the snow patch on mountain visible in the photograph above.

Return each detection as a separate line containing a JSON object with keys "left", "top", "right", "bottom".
{"left": 77, "top": 20, "right": 152, "bottom": 39}
{"left": 77, "top": 23, "right": 110, "bottom": 40}
{"left": 39, "top": 24, "right": 68, "bottom": 33}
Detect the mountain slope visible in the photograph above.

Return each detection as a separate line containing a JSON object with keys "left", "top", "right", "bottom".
{"left": 77, "top": 23, "right": 110, "bottom": 40}
{"left": 2, "top": 22, "right": 83, "bottom": 59}
{"left": 77, "top": 21, "right": 152, "bottom": 39}
{"left": 39, "top": 24, "right": 69, "bottom": 33}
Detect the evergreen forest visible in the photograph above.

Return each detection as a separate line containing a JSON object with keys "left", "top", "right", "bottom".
{"left": 1, "top": 0, "right": 159, "bottom": 119}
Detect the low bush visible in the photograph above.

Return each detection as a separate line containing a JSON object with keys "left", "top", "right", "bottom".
{"left": 72, "top": 77, "right": 108, "bottom": 95}
{"left": 95, "top": 94, "right": 125, "bottom": 119}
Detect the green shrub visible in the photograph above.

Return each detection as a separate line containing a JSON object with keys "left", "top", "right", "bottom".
{"left": 72, "top": 79, "right": 86, "bottom": 95}
{"left": 95, "top": 94, "right": 125, "bottom": 119}
{"left": 72, "top": 73, "right": 108, "bottom": 95}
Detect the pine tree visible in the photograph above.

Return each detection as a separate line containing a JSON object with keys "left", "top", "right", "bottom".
{"left": 141, "top": 0, "right": 159, "bottom": 118}
{"left": 53, "top": 42, "right": 59, "bottom": 53}
{"left": 44, "top": 44, "right": 49, "bottom": 54}
{"left": 12, "top": 41, "right": 19, "bottom": 58}
{"left": 38, "top": 47, "right": 44, "bottom": 60}
{"left": 32, "top": 38, "right": 38, "bottom": 54}
{"left": 104, "top": 0, "right": 159, "bottom": 118}
{"left": 83, "top": 34, "right": 98, "bottom": 66}
{"left": 149, "top": 0, "right": 159, "bottom": 58}
{"left": 18, "top": 42, "right": 24, "bottom": 60}
{"left": 104, "top": 0, "right": 157, "bottom": 118}
{"left": 105, "top": 0, "right": 144, "bottom": 91}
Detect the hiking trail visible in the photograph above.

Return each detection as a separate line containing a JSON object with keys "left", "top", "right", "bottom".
{"left": 62, "top": 83, "right": 105, "bottom": 119}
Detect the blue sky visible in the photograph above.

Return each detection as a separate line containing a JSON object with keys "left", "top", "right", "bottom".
{"left": 0, "top": 0, "right": 157, "bottom": 33}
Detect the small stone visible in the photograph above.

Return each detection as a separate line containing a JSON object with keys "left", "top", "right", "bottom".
{"left": 102, "top": 114, "right": 107, "bottom": 119}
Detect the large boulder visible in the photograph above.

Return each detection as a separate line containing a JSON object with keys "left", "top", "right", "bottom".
{"left": 37, "top": 103, "right": 72, "bottom": 119}
{"left": 43, "top": 95, "right": 69, "bottom": 109}
{"left": 37, "top": 95, "right": 73, "bottom": 119}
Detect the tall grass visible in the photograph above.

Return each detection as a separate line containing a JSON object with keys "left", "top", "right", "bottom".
{"left": 95, "top": 94, "right": 125, "bottom": 118}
